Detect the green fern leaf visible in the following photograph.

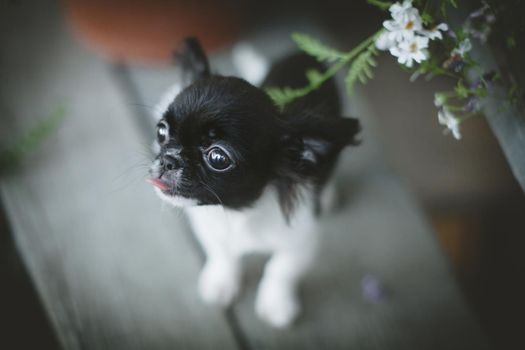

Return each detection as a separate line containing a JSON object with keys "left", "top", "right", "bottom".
{"left": 292, "top": 33, "right": 345, "bottom": 62}
{"left": 0, "top": 105, "right": 66, "bottom": 171}
{"left": 345, "top": 45, "right": 378, "bottom": 96}
{"left": 266, "top": 87, "right": 308, "bottom": 109}
{"left": 305, "top": 69, "right": 324, "bottom": 86}
{"left": 366, "top": 0, "right": 392, "bottom": 10}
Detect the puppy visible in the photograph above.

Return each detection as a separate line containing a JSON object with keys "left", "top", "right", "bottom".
{"left": 148, "top": 38, "right": 360, "bottom": 328}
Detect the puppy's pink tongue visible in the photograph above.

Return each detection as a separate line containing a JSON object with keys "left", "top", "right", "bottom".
{"left": 147, "top": 178, "right": 169, "bottom": 191}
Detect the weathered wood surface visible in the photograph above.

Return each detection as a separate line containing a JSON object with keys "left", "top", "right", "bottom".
{"left": 0, "top": 1, "right": 239, "bottom": 349}
{"left": 0, "top": 1, "right": 488, "bottom": 349}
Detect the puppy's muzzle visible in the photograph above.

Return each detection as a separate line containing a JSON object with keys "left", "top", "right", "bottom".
{"left": 160, "top": 154, "right": 183, "bottom": 172}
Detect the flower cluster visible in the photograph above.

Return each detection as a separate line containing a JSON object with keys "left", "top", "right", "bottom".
{"left": 443, "top": 38, "right": 472, "bottom": 72}
{"left": 434, "top": 93, "right": 462, "bottom": 139}
{"left": 375, "top": 1, "right": 495, "bottom": 140}
{"left": 438, "top": 108, "right": 462, "bottom": 140}
{"left": 464, "top": 1, "right": 495, "bottom": 43}
{"left": 376, "top": 0, "right": 448, "bottom": 67}
{"left": 270, "top": 0, "right": 507, "bottom": 142}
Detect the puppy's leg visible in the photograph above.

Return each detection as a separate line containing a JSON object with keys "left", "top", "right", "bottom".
{"left": 190, "top": 217, "right": 242, "bottom": 308}
{"left": 255, "top": 245, "right": 316, "bottom": 328}
{"left": 199, "top": 251, "right": 241, "bottom": 308}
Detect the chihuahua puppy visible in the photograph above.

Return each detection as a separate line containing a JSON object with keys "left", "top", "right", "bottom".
{"left": 148, "top": 38, "right": 360, "bottom": 328}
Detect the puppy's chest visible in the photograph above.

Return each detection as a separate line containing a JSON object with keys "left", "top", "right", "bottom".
{"left": 186, "top": 187, "right": 314, "bottom": 253}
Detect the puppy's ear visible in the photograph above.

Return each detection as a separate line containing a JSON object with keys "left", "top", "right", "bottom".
{"left": 173, "top": 37, "right": 210, "bottom": 82}
{"left": 275, "top": 115, "right": 360, "bottom": 218}
{"left": 280, "top": 115, "right": 361, "bottom": 175}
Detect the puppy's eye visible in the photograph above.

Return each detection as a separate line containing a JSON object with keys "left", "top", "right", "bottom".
{"left": 206, "top": 147, "right": 232, "bottom": 171}
{"left": 157, "top": 123, "right": 168, "bottom": 144}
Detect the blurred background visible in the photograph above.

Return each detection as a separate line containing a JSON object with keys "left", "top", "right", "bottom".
{"left": 1, "top": 0, "right": 524, "bottom": 349}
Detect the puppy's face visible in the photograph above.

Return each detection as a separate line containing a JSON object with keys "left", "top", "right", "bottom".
{"left": 149, "top": 76, "right": 282, "bottom": 208}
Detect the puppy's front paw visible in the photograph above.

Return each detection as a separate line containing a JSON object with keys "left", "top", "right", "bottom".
{"left": 198, "top": 260, "right": 240, "bottom": 308}
{"left": 255, "top": 282, "right": 300, "bottom": 329}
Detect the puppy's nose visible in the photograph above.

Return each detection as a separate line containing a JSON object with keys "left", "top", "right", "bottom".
{"left": 160, "top": 155, "right": 182, "bottom": 171}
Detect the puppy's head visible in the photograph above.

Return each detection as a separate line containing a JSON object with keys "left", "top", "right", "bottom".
{"left": 149, "top": 75, "right": 360, "bottom": 212}
{"left": 149, "top": 39, "right": 360, "bottom": 213}
{"left": 149, "top": 76, "right": 283, "bottom": 208}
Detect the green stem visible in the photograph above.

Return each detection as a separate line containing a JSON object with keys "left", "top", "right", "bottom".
{"left": 321, "top": 29, "right": 384, "bottom": 85}
{"left": 434, "top": 67, "right": 461, "bottom": 79}
{"left": 286, "top": 30, "right": 384, "bottom": 101}
{"left": 457, "top": 112, "right": 480, "bottom": 124}
{"left": 367, "top": 0, "right": 393, "bottom": 10}
{"left": 446, "top": 105, "right": 465, "bottom": 112}
{"left": 267, "top": 29, "right": 384, "bottom": 109}
{"left": 437, "top": 90, "right": 457, "bottom": 98}
{"left": 423, "top": 0, "right": 431, "bottom": 13}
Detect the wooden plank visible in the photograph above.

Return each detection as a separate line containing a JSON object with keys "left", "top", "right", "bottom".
{"left": 125, "top": 28, "right": 488, "bottom": 349}
{"left": 0, "top": 1, "right": 239, "bottom": 349}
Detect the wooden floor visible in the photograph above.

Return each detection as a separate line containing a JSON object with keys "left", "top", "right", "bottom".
{"left": 0, "top": 1, "right": 488, "bottom": 349}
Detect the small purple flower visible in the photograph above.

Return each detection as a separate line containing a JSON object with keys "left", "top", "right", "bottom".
{"left": 463, "top": 97, "right": 479, "bottom": 113}
{"left": 464, "top": 2, "right": 495, "bottom": 43}
{"left": 470, "top": 72, "right": 496, "bottom": 91}
{"left": 361, "top": 274, "right": 389, "bottom": 302}
{"left": 483, "top": 72, "right": 497, "bottom": 89}
{"left": 443, "top": 54, "right": 465, "bottom": 72}
{"left": 469, "top": 77, "right": 482, "bottom": 90}
{"left": 485, "top": 13, "right": 496, "bottom": 24}
{"left": 469, "top": 2, "right": 490, "bottom": 19}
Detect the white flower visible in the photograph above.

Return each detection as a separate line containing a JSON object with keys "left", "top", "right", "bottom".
{"left": 434, "top": 93, "right": 446, "bottom": 107}
{"left": 451, "top": 38, "right": 472, "bottom": 57}
{"left": 389, "top": 35, "right": 429, "bottom": 67}
{"left": 375, "top": 0, "right": 449, "bottom": 67}
{"left": 389, "top": 0, "right": 415, "bottom": 20}
{"left": 376, "top": 0, "right": 423, "bottom": 51}
{"left": 420, "top": 23, "right": 449, "bottom": 40}
{"left": 438, "top": 107, "right": 462, "bottom": 139}
{"left": 383, "top": 7, "right": 423, "bottom": 42}
{"left": 375, "top": 30, "right": 395, "bottom": 50}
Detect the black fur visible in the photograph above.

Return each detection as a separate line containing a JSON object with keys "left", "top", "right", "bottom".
{"left": 173, "top": 37, "right": 211, "bottom": 83}
{"left": 150, "top": 38, "right": 360, "bottom": 218}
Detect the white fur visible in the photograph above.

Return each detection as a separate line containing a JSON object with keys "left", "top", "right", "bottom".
{"left": 154, "top": 82, "right": 184, "bottom": 120}
{"left": 167, "top": 185, "right": 320, "bottom": 328}
{"left": 154, "top": 188, "right": 199, "bottom": 207}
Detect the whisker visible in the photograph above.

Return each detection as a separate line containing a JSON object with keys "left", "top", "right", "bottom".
{"left": 198, "top": 180, "right": 224, "bottom": 206}
{"left": 197, "top": 180, "right": 233, "bottom": 232}
{"left": 127, "top": 102, "right": 157, "bottom": 113}
{"left": 126, "top": 99, "right": 171, "bottom": 121}
{"left": 107, "top": 151, "right": 155, "bottom": 194}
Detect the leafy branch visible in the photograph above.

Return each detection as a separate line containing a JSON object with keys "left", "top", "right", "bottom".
{"left": 266, "top": 30, "right": 383, "bottom": 109}
{"left": 267, "top": 0, "right": 515, "bottom": 140}
{"left": 291, "top": 33, "right": 346, "bottom": 62}
{"left": 0, "top": 105, "right": 66, "bottom": 172}
{"left": 345, "top": 45, "right": 379, "bottom": 96}
{"left": 367, "top": 0, "right": 393, "bottom": 10}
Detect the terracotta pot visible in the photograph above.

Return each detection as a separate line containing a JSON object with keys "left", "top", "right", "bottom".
{"left": 62, "top": 0, "right": 241, "bottom": 64}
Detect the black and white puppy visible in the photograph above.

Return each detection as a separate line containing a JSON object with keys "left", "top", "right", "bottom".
{"left": 148, "top": 38, "right": 360, "bottom": 328}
